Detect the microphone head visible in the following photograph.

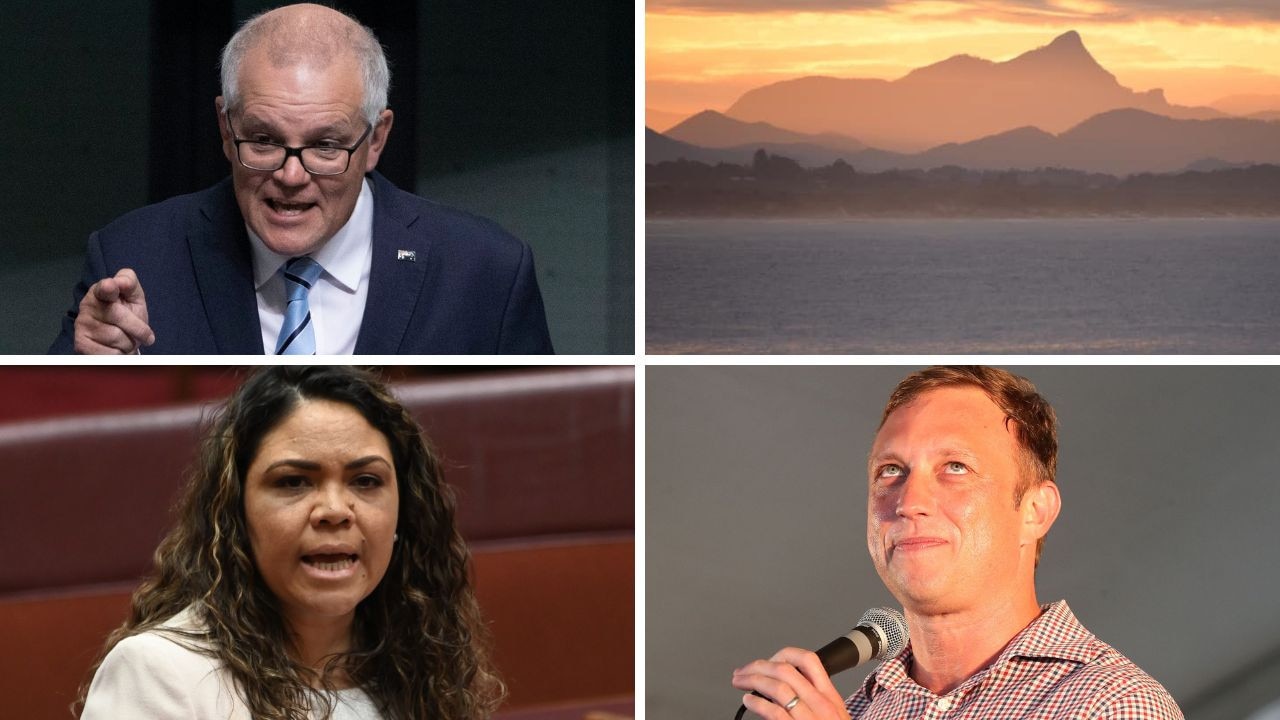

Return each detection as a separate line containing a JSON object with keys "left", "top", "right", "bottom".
{"left": 856, "top": 607, "right": 908, "bottom": 659}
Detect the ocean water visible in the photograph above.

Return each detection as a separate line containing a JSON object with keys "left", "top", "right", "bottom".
{"left": 646, "top": 217, "right": 1280, "bottom": 354}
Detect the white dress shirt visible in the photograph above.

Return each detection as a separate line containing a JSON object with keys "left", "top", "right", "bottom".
{"left": 248, "top": 177, "right": 375, "bottom": 354}
{"left": 81, "top": 605, "right": 384, "bottom": 719}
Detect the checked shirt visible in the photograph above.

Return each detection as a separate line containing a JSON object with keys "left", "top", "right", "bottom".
{"left": 845, "top": 601, "right": 1183, "bottom": 720}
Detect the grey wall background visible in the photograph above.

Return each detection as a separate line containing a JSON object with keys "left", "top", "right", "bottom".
{"left": 647, "top": 366, "right": 1280, "bottom": 720}
{"left": 1, "top": 1, "right": 632, "bottom": 354}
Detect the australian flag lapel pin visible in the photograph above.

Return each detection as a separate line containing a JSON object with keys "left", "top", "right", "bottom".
{"left": 396, "top": 249, "right": 416, "bottom": 262}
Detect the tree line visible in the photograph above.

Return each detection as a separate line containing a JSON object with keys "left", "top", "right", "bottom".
{"left": 646, "top": 150, "right": 1280, "bottom": 217}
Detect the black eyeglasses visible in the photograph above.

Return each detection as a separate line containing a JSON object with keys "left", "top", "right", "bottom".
{"left": 228, "top": 119, "right": 374, "bottom": 176}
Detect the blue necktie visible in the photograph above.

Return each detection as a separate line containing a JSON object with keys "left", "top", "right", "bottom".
{"left": 276, "top": 256, "right": 325, "bottom": 355}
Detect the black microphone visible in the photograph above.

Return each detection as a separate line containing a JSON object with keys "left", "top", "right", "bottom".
{"left": 734, "top": 607, "right": 908, "bottom": 720}
{"left": 814, "top": 607, "right": 908, "bottom": 675}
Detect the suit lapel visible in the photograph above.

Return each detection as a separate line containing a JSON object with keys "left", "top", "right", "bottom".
{"left": 188, "top": 180, "right": 264, "bottom": 353}
{"left": 355, "top": 173, "right": 431, "bottom": 354}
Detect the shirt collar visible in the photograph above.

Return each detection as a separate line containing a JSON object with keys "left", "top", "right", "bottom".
{"left": 998, "top": 600, "right": 1100, "bottom": 665}
{"left": 855, "top": 600, "right": 1101, "bottom": 702}
{"left": 247, "top": 176, "right": 375, "bottom": 292}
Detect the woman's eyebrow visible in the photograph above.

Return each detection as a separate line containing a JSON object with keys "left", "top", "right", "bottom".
{"left": 259, "top": 456, "right": 391, "bottom": 472}
{"left": 346, "top": 455, "right": 392, "bottom": 470}
{"left": 262, "top": 458, "right": 321, "bottom": 472}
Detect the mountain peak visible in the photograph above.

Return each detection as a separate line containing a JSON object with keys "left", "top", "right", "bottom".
{"left": 1022, "top": 30, "right": 1093, "bottom": 63}
{"left": 1005, "top": 30, "right": 1115, "bottom": 84}
{"left": 1049, "top": 30, "right": 1083, "bottom": 50}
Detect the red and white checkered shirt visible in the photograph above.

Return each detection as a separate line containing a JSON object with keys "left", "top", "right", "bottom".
{"left": 845, "top": 601, "right": 1183, "bottom": 719}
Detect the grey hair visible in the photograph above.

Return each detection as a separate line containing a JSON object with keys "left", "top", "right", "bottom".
{"left": 219, "top": 5, "right": 390, "bottom": 126}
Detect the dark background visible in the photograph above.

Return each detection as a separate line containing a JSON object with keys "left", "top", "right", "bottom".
{"left": 1, "top": 0, "right": 633, "bottom": 354}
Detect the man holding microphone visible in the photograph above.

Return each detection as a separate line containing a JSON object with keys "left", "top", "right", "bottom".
{"left": 732, "top": 366, "right": 1182, "bottom": 719}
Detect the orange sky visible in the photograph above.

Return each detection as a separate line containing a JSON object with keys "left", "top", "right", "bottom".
{"left": 646, "top": 1, "right": 1280, "bottom": 129}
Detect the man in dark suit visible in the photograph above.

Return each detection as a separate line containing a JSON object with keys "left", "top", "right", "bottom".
{"left": 50, "top": 3, "right": 553, "bottom": 355}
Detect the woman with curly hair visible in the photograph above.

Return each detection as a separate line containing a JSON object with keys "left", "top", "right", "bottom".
{"left": 77, "top": 366, "right": 505, "bottom": 719}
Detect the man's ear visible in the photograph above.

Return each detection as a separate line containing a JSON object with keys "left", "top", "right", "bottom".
{"left": 1022, "top": 480, "right": 1061, "bottom": 547}
{"left": 215, "top": 97, "right": 234, "bottom": 163}
{"left": 363, "top": 109, "right": 394, "bottom": 173}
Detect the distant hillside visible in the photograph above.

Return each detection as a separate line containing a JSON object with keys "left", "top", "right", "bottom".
{"left": 1183, "top": 157, "right": 1258, "bottom": 172}
{"left": 646, "top": 127, "right": 863, "bottom": 167}
{"left": 724, "top": 30, "right": 1222, "bottom": 152}
{"left": 827, "top": 109, "right": 1280, "bottom": 175}
{"left": 665, "top": 109, "right": 863, "bottom": 152}
{"left": 649, "top": 110, "right": 1280, "bottom": 176}
{"left": 645, "top": 107, "right": 688, "bottom": 133}
{"left": 645, "top": 128, "right": 731, "bottom": 164}
{"left": 1211, "top": 93, "right": 1280, "bottom": 117}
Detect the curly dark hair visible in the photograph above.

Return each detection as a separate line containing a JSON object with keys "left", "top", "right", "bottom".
{"left": 76, "top": 366, "right": 505, "bottom": 719}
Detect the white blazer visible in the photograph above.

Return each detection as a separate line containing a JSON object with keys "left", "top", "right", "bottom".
{"left": 81, "top": 605, "right": 382, "bottom": 719}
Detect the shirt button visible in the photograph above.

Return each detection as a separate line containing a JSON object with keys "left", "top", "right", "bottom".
{"left": 936, "top": 697, "right": 953, "bottom": 711}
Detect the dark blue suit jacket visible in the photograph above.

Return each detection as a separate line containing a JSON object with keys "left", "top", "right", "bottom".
{"left": 49, "top": 172, "right": 553, "bottom": 354}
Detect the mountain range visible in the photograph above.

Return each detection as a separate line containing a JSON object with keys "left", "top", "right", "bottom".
{"left": 721, "top": 30, "right": 1222, "bottom": 152}
{"left": 647, "top": 31, "right": 1280, "bottom": 176}
{"left": 1211, "top": 93, "right": 1280, "bottom": 118}
{"left": 665, "top": 110, "right": 864, "bottom": 153}
{"left": 651, "top": 110, "right": 868, "bottom": 166}
{"left": 648, "top": 108, "right": 1280, "bottom": 176}
{"left": 894, "top": 109, "right": 1280, "bottom": 175}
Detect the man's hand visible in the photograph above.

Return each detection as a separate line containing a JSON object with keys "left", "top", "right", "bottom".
{"left": 732, "top": 648, "right": 851, "bottom": 720}
{"left": 73, "top": 268, "right": 156, "bottom": 354}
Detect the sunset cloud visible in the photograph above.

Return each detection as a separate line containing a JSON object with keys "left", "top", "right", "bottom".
{"left": 646, "top": 0, "right": 1280, "bottom": 118}
{"left": 647, "top": 0, "right": 1280, "bottom": 22}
